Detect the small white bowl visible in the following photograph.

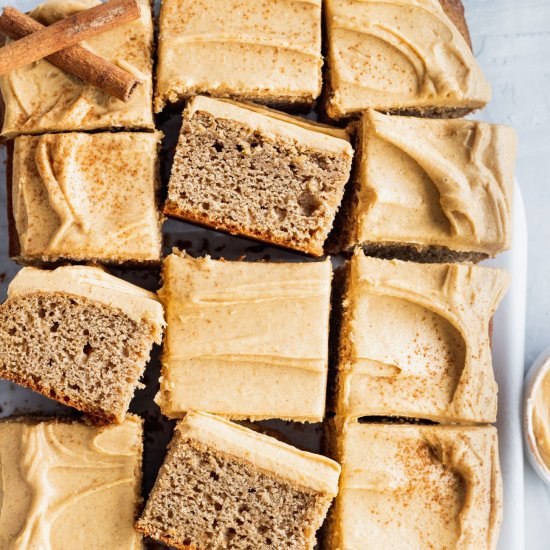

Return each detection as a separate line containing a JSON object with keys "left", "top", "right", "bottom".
{"left": 523, "top": 345, "right": 550, "bottom": 486}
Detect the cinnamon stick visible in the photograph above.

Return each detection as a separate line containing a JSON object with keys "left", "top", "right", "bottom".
{"left": 0, "top": 0, "right": 141, "bottom": 101}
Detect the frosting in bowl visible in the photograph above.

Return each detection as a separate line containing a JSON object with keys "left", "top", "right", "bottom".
{"left": 529, "top": 358, "right": 550, "bottom": 476}
{"left": 532, "top": 368, "right": 550, "bottom": 470}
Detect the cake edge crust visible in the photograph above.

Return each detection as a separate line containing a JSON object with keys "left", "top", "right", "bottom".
{"left": 163, "top": 202, "right": 325, "bottom": 257}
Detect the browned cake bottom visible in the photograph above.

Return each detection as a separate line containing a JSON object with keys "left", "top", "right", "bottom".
{"left": 164, "top": 112, "right": 350, "bottom": 256}
{"left": 327, "top": 185, "right": 488, "bottom": 263}
{"left": 9, "top": 254, "right": 163, "bottom": 269}
{"left": 0, "top": 292, "right": 156, "bottom": 423}
{"left": 136, "top": 437, "right": 332, "bottom": 550}
{"left": 358, "top": 242, "right": 489, "bottom": 264}
{"left": 385, "top": 105, "right": 475, "bottom": 119}
{"left": 158, "top": 93, "right": 315, "bottom": 116}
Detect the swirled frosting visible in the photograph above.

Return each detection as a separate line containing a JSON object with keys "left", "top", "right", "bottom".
{"left": 155, "top": 0, "right": 322, "bottom": 111}
{"left": 0, "top": 417, "right": 143, "bottom": 549}
{"left": 340, "top": 110, "right": 517, "bottom": 256}
{"left": 531, "top": 362, "right": 550, "bottom": 474}
{"left": 157, "top": 253, "right": 331, "bottom": 421}
{"left": 12, "top": 131, "right": 162, "bottom": 264}
{"left": 0, "top": 0, "right": 154, "bottom": 138}
{"left": 176, "top": 411, "right": 340, "bottom": 494}
{"left": 336, "top": 251, "right": 509, "bottom": 423}
{"left": 324, "top": 0, "right": 491, "bottom": 119}
{"left": 329, "top": 421, "right": 502, "bottom": 550}
{"left": 8, "top": 265, "right": 165, "bottom": 342}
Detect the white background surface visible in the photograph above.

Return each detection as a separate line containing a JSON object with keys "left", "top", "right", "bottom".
{"left": 463, "top": 1, "right": 550, "bottom": 548}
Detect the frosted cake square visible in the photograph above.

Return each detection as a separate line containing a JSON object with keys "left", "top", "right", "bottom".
{"left": 10, "top": 132, "right": 162, "bottom": 264}
{"left": 326, "top": 421, "right": 502, "bottom": 550}
{"left": 0, "top": 0, "right": 154, "bottom": 138}
{"left": 155, "top": 0, "right": 322, "bottom": 111}
{"left": 334, "top": 251, "right": 509, "bottom": 423}
{"left": 157, "top": 253, "right": 331, "bottom": 422}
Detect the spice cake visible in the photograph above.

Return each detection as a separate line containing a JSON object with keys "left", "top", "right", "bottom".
{"left": 0, "top": 265, "right": 165, "bottom": 423}
{"left": 155, "top": 0, "right": 323, "bottom": 111}
{"left": 0, "top": 0, "right": 154, "bottom": 138}
{"left": 136, "top": 410, "right": 340, "bottom": 549}
{"left": 331, "top": 110, "right": 517, "bottom": 262}
{"left": 157, "top": 252, "right": 331, "bottom": 422}
{"left": 334, "top": 251, "right": 509, "bottom": 423}
{"left": 9, "top": 131, "right": 162, "bottom": 264}
{"left": 326, "top": 420, "right": 502, "bottom": 550}
{"left": 0, "top": 415, "right": 143, "bottom": 548}
{"left": 164, "top": 96, "right": 353, "bottom": 256}
{"left": 323, "top": 0, "right": 491, "bottom": 120}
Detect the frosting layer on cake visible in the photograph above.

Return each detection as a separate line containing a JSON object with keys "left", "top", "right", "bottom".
{"left": 186, "top": 96, "right": 352, "bottom": 153}
{"left": 155, "top": 0, "right": 323, "bottom": 111}
{"left": 0, "top": 0, "right": 154, "bottom": 137}
{"left": 0, "top": 417, "right": 143, "bottom": 549}
{"left": 329, "top": 422, "right": 502, "bottom": 550}
{"left": 8, "top": 265, "right": 165, "bottom": 340}
{"left": 336, "top": 251, "right": 509, "bottom": 422}
{"left": 12, "top": 132, "right": 162, "bottom": 264}
{"left": 324, "top": 0, "right": 491, "bottom": 118}
{"left": 157, "top": 253, "right": 331, "bottom": 421}
{"left": 178, "top": 411, "right": 340, "bottom": 494}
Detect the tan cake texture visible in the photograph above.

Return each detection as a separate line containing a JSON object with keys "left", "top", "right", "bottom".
{"left": 155, "top": 0, "right": 322, "bottom": 112}
{"left": 10, "top": 131, "right": 163, "bottom": 264}
{"left": 164, "top": 96, "right": 354, "bottom": 256}
{"left": 326, "top": 420, "right": 502, "bottom": 550}
{"left": 331, "top": 110, "right": 517, "bottom": 262}
{"left": 0, "top": 265, "right": 165, "bottom": 423}
{"left": 334, "top": 251, "right": 509, "bottom": 423}
{"left": 323, "top": 0, "right": 491, "bottom": 120}
{"left": 0, "top": 416, "right": 143, "bottom": 548}
{"left": 136, "top": 410, "right": 341, "bottom": 550}
{"left": 0, "top": 0, "right": 155, "bottom": 138}
{"left": 157, "top": 252, "right": 331, "bottom": 422}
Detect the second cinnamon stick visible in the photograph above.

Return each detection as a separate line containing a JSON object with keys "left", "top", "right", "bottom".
{"left": 0, "top": 4, "right": 141, "bottom": 102}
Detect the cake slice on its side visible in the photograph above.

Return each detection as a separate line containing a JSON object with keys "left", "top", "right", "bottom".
{"left": 0, "top": 416, "right": 143, "bottom": 548}
{"left": 330, "top": 110, "right": 517, "bottom": 262}
{"left": 326, "top": 420, "right": 503, "bottom": 550}
{"left": 0, "top": 266, "right": 165, "bottom": 424}
{"left": 136, "top": 411, "right": 340, "bottom": 550}
{"left": 164, "top": 96, "right": 353, "bottom": 256}
{"left": 322, "top": 0, "right": 491, "bottom": 120}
